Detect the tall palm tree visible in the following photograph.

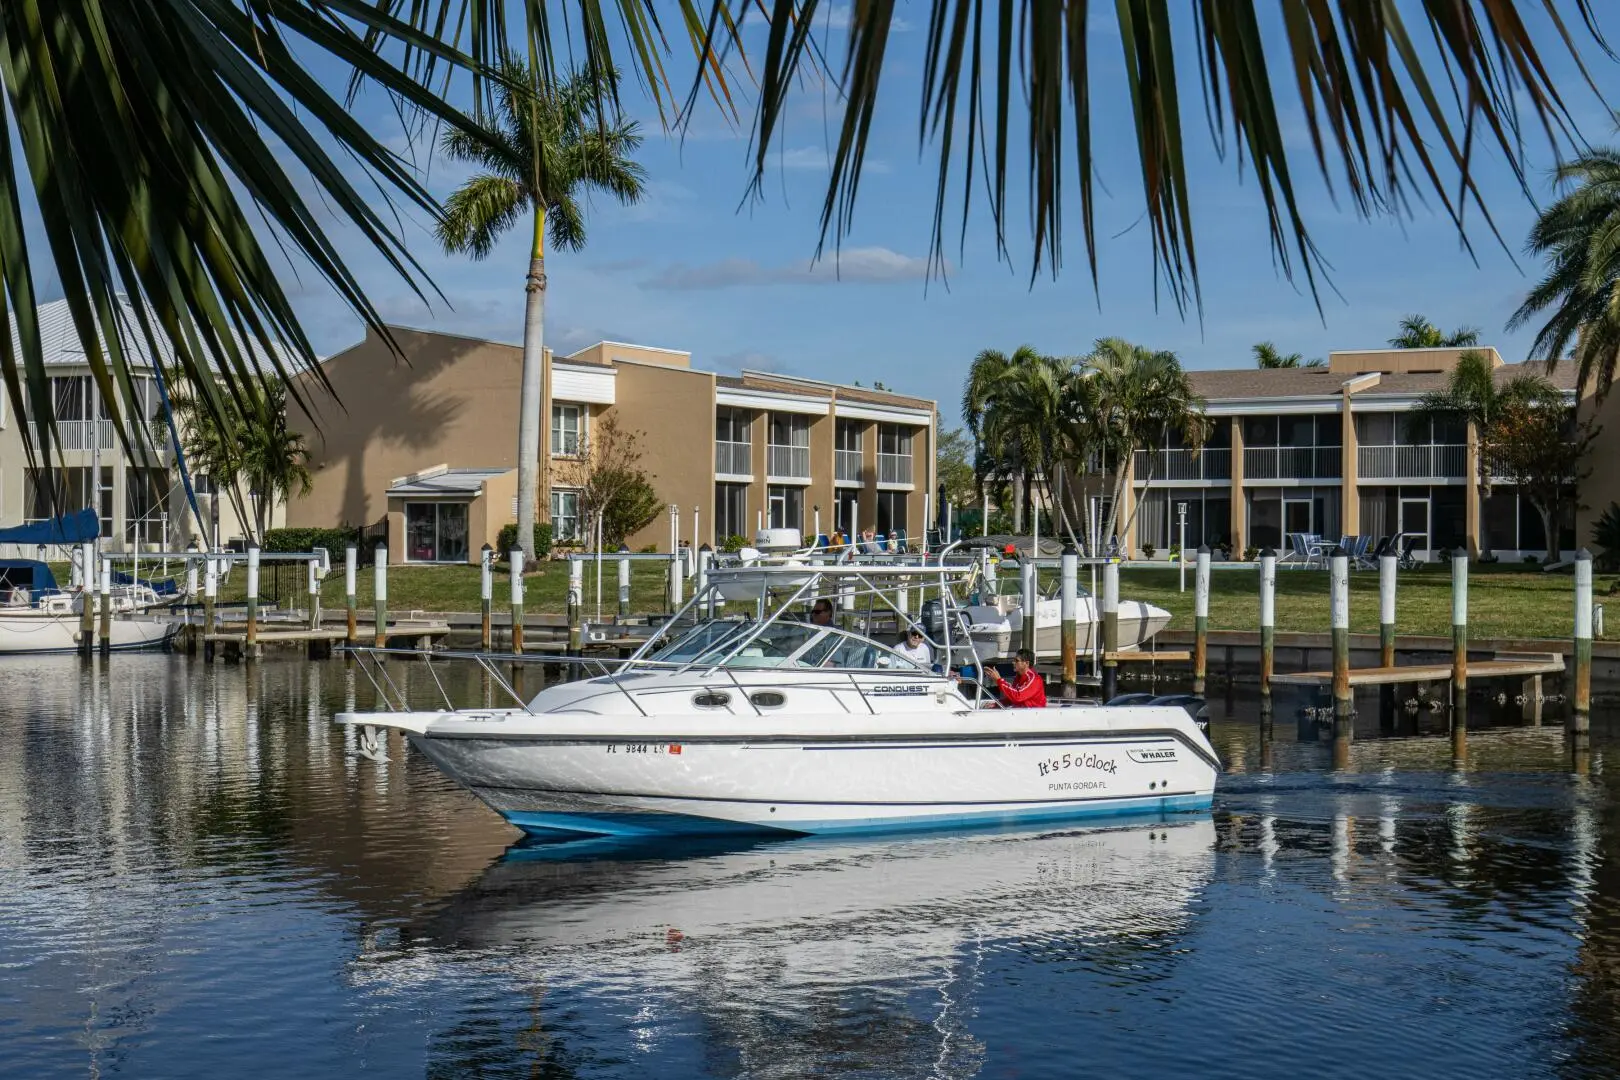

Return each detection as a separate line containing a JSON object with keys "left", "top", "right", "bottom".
{"left": 1252, "top": 343, "right": 1325, "bottom": 369}
{"left": 1510, "top": 149, "right": 1620, "bottom": 397}
{"left": 437, "top": 57, "right": 645, "bottom": 565}
{"left": 1388, "top": 315, "right": 1481, "bottom": 349}
{"left": 979, "top": 352, "right": 1090, "bottom": 543}
{"left": 1407, "top": 349, "right": 1551, "bottom": 556}
{"left": 962, "top": 345, "right": 1040, "bottom": 533}
{"left": 1084, "top": 339, "right": 1208, "bottom": 550}
{"left": 0, "top": 3, "right": 1598, "bottom": 465}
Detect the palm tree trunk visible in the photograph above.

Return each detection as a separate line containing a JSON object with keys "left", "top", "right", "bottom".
{"left": 517, "top": 212, "right": 547, "bottom": 569}
{"left": 1012, "top": 472, "right": 1025, "bottom": 533}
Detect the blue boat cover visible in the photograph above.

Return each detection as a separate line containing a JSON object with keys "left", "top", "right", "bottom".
{"left": 112, "top": 570, "right": 181, "bottom": 597}
{"left": 0, "top": 560, "right": 60, "bottom": 597}
{"left": 0, "top": 508, "right": 99, "bottom": 546}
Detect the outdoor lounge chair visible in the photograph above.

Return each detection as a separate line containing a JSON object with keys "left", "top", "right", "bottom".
{"left": 1396, "top": 535, "right": 1423, "bottom": 570}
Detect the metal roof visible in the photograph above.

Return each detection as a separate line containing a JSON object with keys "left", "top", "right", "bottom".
{"left": 386, "top": 467, "right": 512, "bottom": 497}
{"left": 10, "top": 295, "right": 292, "bottom": 371}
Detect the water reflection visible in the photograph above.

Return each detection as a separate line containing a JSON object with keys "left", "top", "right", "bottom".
{"left": 3, "top": 655, "right": 1620, "bottom": 1078}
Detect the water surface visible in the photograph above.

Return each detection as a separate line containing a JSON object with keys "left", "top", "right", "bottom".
{"left": 1, "top": 655, "right": 1617, "bottom": 1078}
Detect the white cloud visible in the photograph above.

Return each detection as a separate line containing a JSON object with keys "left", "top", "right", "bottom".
{"left": 644, "top": 245, "right": 934, "bottom": 290}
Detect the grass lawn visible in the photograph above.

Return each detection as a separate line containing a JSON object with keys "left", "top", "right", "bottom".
{"left": 1111, "top": 564, "right": 1618, "bottom": 642}
{"left": 53, "top": 556, "right": 1618, "bottom": 640}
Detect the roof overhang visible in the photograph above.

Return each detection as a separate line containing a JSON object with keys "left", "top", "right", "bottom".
{"left": 716, "top": 387, "right": 831, "bottom": 415}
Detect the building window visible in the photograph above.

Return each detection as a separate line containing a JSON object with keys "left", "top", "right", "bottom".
{"left": 835, "top": 419, "right": 862, "bottom": 452}
{"left": 405, "top": 502, "right": 470, "bottom": 563}
{"left": 551, "top": 489, "right": 581, "bottom": 542}
{"left": 876, "top": 491, "right": 908, "bottom": 537}
{"left": 125, "top": 467, "right": 170, "bottom": 548}
{"left": 715, "top": 482, "right": 748, "bottom": 543}
{"left": 551, "top": 404, "right": 585, "bottom": 456}
{"left": 767, "top": 485, "right": 803, "bottom": 531}
{"left": 716, "top": 406, "right": 751, "bottom": 444}
{"left": 877, "top": 423, "right": 912, "bottom": 457}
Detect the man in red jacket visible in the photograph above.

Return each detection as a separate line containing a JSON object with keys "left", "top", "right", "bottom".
{"left": 984, "top": 648, "right": 1047, "bottom": 708}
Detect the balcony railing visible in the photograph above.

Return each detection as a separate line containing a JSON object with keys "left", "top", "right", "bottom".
{"left": 1358, "top": 444, "right": 1466, "bottom": 481}
{"left": 877, "top": 452, "right": 913, "bottom": 486}
{"left": 1132, "top": 447, "right": 1231, "bottom": 481}
{"left": 29, "top": 420, "right": 168, "bottom": 454}
{"left": 714, "top": 440, "right": 752, "bottom": 477}
{"left": 835, "top": 449, "right": 863, "bottom": 483}
{"left": 1243, "top": 446, "right": 1342, "bottom": 480}
{"left": 766, "top": 443, "right": 811, "bottom": 480}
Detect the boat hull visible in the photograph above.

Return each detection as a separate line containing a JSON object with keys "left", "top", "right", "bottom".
{"left": 408, "top": 724, "right": 1215, "bottom": 838}
{"left": 966, "top": 599, "right": 1171, "bottom": 662}
{"left": 0, "top": 611, "right": 177, "bottom": 654}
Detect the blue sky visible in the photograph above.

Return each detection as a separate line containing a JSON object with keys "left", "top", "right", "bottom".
{"left": 76, "top": 6, "right": 1620, "bottom": 428}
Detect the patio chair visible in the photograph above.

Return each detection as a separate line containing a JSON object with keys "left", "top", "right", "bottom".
{"left": 1350, "top": 535, "right": 1376, "bottom": 569}
{"left": 1396, "top": 534, "right": 1423, "bottom": 570}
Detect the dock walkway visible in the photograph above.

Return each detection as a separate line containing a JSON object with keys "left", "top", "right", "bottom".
{"left": 1270, "top": 652, "right": 1564, "bottom": 687}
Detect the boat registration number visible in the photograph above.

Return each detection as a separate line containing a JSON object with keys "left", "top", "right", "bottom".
{"left": 606, "top": 743, "right": 683, "bottom": 755}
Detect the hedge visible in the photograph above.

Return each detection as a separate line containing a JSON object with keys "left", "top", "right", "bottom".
{"left": 262, "top": 526, "right": 360, "bottom": 553}
{"left": 496, "top": 522, "right": 554, "bottom": 561}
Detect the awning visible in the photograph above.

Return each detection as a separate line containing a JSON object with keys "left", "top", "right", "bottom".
{"left": 0, "top": 508, "right": 100, "bottom": 546}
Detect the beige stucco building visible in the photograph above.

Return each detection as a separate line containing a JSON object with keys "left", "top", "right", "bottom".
{"left": 0, "top": 297, "right": 273, "bottom": 556}
{"left": 286, "top": 326, "right": 938, "bottom": 564}
{"left": 1121, "top": 346, "right": 1583, "bottom": 561}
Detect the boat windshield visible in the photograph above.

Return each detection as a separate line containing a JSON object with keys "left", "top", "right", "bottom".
{"left": 648, "top": 620, "right": 748, "bottom": 664}
{"left": 689, "top": 621, "right": 927, "bottom": 672}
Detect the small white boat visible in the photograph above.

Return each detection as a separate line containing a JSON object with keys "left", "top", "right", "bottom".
{"left": 958, "top": 570, "right": 1171, "bottom": 662}
{"left": 338, "top": 554, "right": 1215, "bottom": 839}
{"left": 0, "top": 559, "right": 178, "bottom": 654}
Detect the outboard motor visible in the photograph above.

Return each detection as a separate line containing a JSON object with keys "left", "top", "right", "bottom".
{"left": 1104, "top": 691, "right": 1211, "bottom": 737}
{"left": 919, "top": 597, "right": 945, "bottom": 637}
{"left": 1149, "top": 693, "right": 1211, "bottom": 737}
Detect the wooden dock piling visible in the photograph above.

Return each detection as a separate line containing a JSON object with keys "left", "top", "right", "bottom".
{"left": 1020, "top": 558, "right": 1038, "bottom": 656}
{"left": 79, "top": 541, "right": 95, "bottom": 658}
{"left": 98, "top": 557, "right": 111, "bottom": 656}
{"left": 1573, "top": 548, "right": 1593, "bottom": 733}
{"left": 306, "top": 557, "right": 320, "bottom": 631}
{"left": 245, "top": 547, "right": 260, "bottom": 658}
{"left": 1330, "top": 548, "right": 1351, "bottom": 725}
{"left": 1450, "top": 549, "right": 1469, "bottom": 763}
{"left": 618, "top": 553, "right": 631, "bottom": 619}
{"left": 373, "top": 545, "right": 389, "bottom": 647}
{"left": 1193, "top": 545, "right": 1210, "bottom": 694}
{"left": 345, "top": 544, "right": 358, "bottom": 646}
{"left": 479, "top": 547, "right": 493, "bottom": 651}
{"left": 567, "top": 558, "right": 584, "bottom": 654}
{"left": 1060, "top": 545, "right": 1078, "bottom": 699}
{"left": 1259, "top": 548, "right": 1276, "bottom": 710}
{"left": 1101, "top": 560, "right": 1119, "bottom": 701}
{"left": 510, "top": 547, "right": 525, "bottom": 655}
{"left": 202, "top": 555, "right": 217, "bottom": 661}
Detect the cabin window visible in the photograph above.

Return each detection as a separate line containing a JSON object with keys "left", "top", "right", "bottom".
{"left": 749, "top": 691, "right": 786, "bottom": 708}
{"left": 692, "top": 691, "right": 731, "bottom": 709}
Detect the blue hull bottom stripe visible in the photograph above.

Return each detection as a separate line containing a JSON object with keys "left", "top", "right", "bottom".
{"left": 502, "top": 793, "right": 1212, "bottom": 839}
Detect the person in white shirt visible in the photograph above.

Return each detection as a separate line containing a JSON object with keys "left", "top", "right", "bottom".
{"left": 894, "top": 626, "right": 933, "bottom": 666}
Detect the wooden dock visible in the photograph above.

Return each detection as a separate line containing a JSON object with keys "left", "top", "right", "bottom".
{"left": 1270, "top": 651, "right": 1564, "bottom": 687}
{"left": 195, "top": 620, "right": 451, "bottom": 660}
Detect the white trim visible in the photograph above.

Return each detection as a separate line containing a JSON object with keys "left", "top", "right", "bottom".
{"left": 715, "top": 472, "right": 754, "bottom": 483}
{"left": 552, "top": 365, "right": 616, "bottom": 405}
{"left": 834, "top": 401, "right": 934, "bottom": 424}
{"left": 876, "top": 482, "right": 915, "bottom": 492}
{"left": 1204, "top": 397, "right": 1342, "bottom": 416}
{"left": 764, "top": 474, "right": 813, "bottom": 486}
{"left": 717, "top": 388, "right": 830, "bottom": 415}
{"left": 1132, "top": 479, "right": 1232, "bottom": 489}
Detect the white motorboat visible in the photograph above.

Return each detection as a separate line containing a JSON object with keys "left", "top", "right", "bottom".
{"left": 956, "top": 568, "right": 1171, "bottom": 662}
{"left": 338, "top": 554, "right": 1216, "bottom": 839}
{"left": 0, "top": 559, "right": 178, "bottom": 654}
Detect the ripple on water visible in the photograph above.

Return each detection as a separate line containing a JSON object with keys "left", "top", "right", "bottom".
{"left": 2, "top": 656, "right": 1620, "bottom": 1078}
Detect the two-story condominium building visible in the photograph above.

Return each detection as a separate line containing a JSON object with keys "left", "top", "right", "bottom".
{"left": 0, "top": 297, "right": 265, "bottom": 554}
{"left": 285, "top": 327, "right": 937, "bottom": 563}
{"left": 1122, "top": 347, "right": 1580, "bottom": 561}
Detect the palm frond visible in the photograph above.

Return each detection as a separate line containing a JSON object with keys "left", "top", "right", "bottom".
{"left": 437, "top": 175, "right": 528, "bottom": 258}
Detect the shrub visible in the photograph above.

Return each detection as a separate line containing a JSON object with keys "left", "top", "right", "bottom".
{"left": 721, "top": 534, "right": 747, "bottom": 553}
{"left": 1141, "top": 543, "right": 1156, "bottom": 559}
{"left": 1593, "top": 502, "right": 1620, "bottom": 571}
{"left": 598, "top": 468, "right": 663, "bottom": 548}
{"left": 638, "top": 543, "right": 659, "bottom": 554}
{"left": 262, "top": 526, "right": 358, "bottom": 553}
{"left": 1242, "top": 545, "right": 1259, "bottom": 562}
{"left": 496, "top": 522, "right": 554, "bottom": 561}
